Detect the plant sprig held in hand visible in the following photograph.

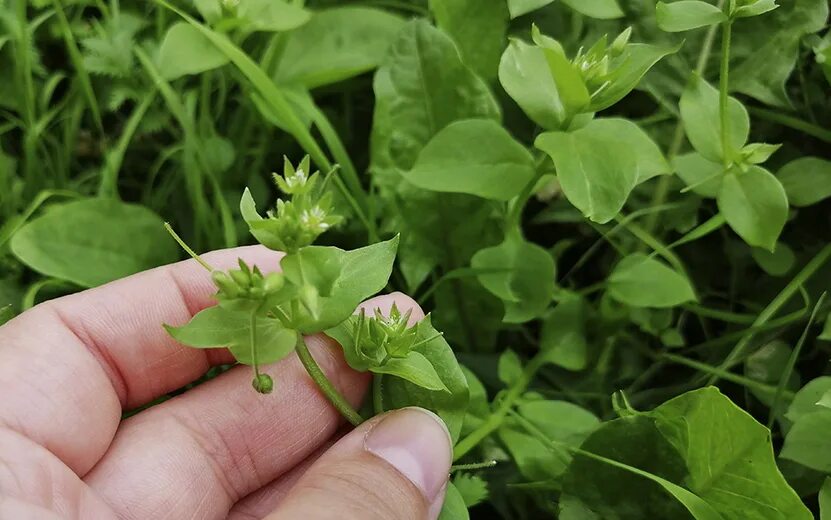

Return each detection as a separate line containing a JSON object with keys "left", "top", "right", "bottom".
{"left": 164, "top": 157, "right": 468, "bottom": 434}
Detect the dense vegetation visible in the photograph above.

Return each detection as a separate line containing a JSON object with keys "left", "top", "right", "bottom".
{"left": 2, "top": 0, "right": 831, "bottom": 518}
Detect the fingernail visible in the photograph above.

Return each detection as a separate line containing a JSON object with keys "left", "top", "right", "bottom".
{"left": 364, "top": 407, "right": 452, "bottom": 501}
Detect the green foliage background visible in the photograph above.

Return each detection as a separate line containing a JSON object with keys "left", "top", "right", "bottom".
{"left": 2, "top": 0, "right": 831, "bottom": 518}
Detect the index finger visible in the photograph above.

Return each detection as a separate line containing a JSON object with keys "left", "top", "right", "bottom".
{"left": 0, "top": 245, "right": 282, "bottom": 475}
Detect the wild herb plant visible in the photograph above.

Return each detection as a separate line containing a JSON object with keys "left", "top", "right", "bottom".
{"left": 3, "top": 0, "right": 831, "bottom": 518}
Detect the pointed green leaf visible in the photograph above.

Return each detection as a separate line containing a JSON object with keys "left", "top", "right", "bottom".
{"left": 777, "top": 157, "right": 831, "bottom": 207}
{"left": 372, "top": 351, "right": 449, "bottom": 392}
{"left": 717, "top": 166, "right": 788, "bottom": 251}
{"left": 680, "top": 75, "right": 750, "bottom": 162}
{"left": 656, "top": 1, "right": 727, "bottom": 32}
{"left": 471, "top": 232, "right": 556, "bottom": 323}
{"left": 403, "top": 119, "right": 535, "bottom": 200}
{"left": 536, "top": 118, "right": 668, "bottom": 223}
{"left": 165, "top": 306, "right": 297, "bottom": 365}
{"left": 608, "top": 253, "right": 696, "bottom": 308}
{"left": 10, "top": 198, "right": 178, "bottom": 288}
{"left": 156, "top": 22, "right": 229, "bottom": 80}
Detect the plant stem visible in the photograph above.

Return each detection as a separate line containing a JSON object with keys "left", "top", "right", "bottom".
{"left": 453, "top": 352, "right": 546, "bottom": 461}
{"left": 749, "top": 107, "right": 831, "bottom": 144}
{"left": 708, "top": 243, "right": 831, "bottom": 384}
{"left": 250, "top": 311, "right": 261, "bottom": 378}
{"left": 164, "top": 223, "right": 214, "bottom": 271}
{"left": 643, "top": 0, "right": 724, "bottom": 235}
{"left": 718, "top": 20, "right": 733, "bottom": 167}
{"left": 661, "top": 352, "right": 793, "bottom": 398}
{"left": 295, "top": 335, "right": 364, "bottom": 426}
{"left": 373, "top": 373, "right": 385, "bottom": 414}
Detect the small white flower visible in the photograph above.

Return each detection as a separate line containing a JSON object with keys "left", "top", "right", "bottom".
{"left": 300, "top": 206, "right": 329, "bottom": 232}
{"left": 285, "top": 168, "right": 308, "bottom": 189}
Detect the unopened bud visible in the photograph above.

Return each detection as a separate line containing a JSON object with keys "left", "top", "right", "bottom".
{"left": 252, "top": 373, "right": 274, "bottom": 394}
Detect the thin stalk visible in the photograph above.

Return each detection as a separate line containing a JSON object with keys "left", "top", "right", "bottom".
{"left": 250, "top": 311, "right": 261, "bottom": 378}
{"left": 295, "top": 335, "right": 364, "bottom": 426}
{"left": 749, "top": 107, "right": 831, "bottom": 144}
{"left": 708, "top": 243, "right": 831, "bottom": 383}
{"left": 662, "top": 352, "right": 794, "bottom": 399}
{"left": 718, "top": 20, "right": 733, "bottom": 166}
{"left": 644, "top": 0, "right": 724, "bottom": 234}
{"left": 164, "top": 223, "right": 214, "bottom": 271}
{"left": 453, "top": 353, "right": 546, "bottom": 461}
{"left": 98, "top": 90, "right": 157, "bottom": 197}
{"left": 766, "top": 292, "right": 827, "bottom": 428}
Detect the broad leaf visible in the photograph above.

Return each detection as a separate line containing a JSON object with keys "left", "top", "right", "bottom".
{"left": 156, "top": 23, "right": 229, "bottom": 80}
{"left": 404, "top": 119, "right": 535, "bottom": 201}
{"left": 781, "top": 411, "right": 831, "bottom": 472}
{"left": 562, "top": 0, "right": 624, "bottom": 19}
{"left": 564, "top": 387, "right": 812, "bottom": 519}
{"left": 371, "top": 19, "right": 500, "bottom": 175}
{"left": 717, "top": 166, "right": 788, "bottom": 251}
{"left": 471, "top": 232, "right": 556, "bottom": 323}
{"left": 10, "top": 198, "right": 178, "bottom": 288}
{"left": 372, "top": 351, "right": 449, "bottom": 392}
{"left": 236, "top": 0, "right": 311, "bottom": 32}
{"left": 165, "top": 306, "right": 297, "bottom": 365}
{"left": 430, "top": 0, "right": 508, "bottom": 79}
{"left": 536, "top": 118, "right": 669, "bottom": 223}
{"left": 751, "top": 242, "right": 795, "bottom": 277}
{"left": 438, "top": 482, "right": 469, "bottom": 520}
{"left": 608, "top": 253, "right": 696, "bottom": 308}
{"left": 540, "top": 292, "right": 588, "bottom": 370}
{"left": 785, "top": 377, "right": 831, "bottom": 423}
{"left": 680, "top": 75, "right": 750, "bottom": 163}
{"left": 656, "top": 1, "right": 727, "bottom": 32}
{"left": 734, "top": 0, "right": 779, "bottom": 18}
{"left": 777, "top": 157, "right": 831, "bottom": 207}
{"left": 499, "top": 37, "right": 588, "bottom": 131}
{"left": 273, "top": 7, "right": 405, "bottom": 88}
{"left": 731, "top": 0, "right": 828, "bottom": 107}
{"left": 507, "top": 0, "right": 553, "bottom": 18}
{"left": 381, "top": 316, "right": 470, "bottom": 442}
{"left": 673, "top": 152, "right": 723, "bottom": 198}
{"left": 280, "top": 237, "right": 399, "bottom": 332}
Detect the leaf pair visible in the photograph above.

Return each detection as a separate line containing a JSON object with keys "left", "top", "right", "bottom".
{"left": 677, "top": 75, "right": 788, "bottom": 251}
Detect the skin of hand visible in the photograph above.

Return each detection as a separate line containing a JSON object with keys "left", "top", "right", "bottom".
{"left": 0, "top": 245, "right": 452, "bottom": 520}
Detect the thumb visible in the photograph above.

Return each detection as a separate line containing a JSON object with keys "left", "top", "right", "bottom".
{"left": 266, "top": 407, "right": 453, "bottom": 520}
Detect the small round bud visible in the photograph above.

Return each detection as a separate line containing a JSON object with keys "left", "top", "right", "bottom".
{"left": 230, "top": 269, "right": 250, "bottom": 288}
{"left": 252, "top": 373, "right": 274, "bottom": 394}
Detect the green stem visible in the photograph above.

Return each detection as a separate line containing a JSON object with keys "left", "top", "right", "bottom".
{"left": 708, "top": 243, "right": 831, "bottom": 383}
{"left": 643, "top": 0, "right": 724, "bottom": 235}
{"left": 250, "top": 311, "right": 261, "bottom": 378}
{"left": 749, "top": 107, "right": 831, "bottom": 144}
{"left": 373, "top": 373, "right": 385, "bottom": 414}
{"left": 453, "top": 353, "right": 546, "bottom": 461}
{"left": 662, "top": 352, "right": 794, "bottom": 399}
{"left": 295, "top": 335, "right": 364, "bottom": 426}
{"left": 164, "top": 223, "right": 214, "bottom": 272}
{"left": 718, "top": 20, "right": 733, "bottom": 167}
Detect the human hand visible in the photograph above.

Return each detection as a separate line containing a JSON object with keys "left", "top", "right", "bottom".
{"left": 0, "top": 246, "right": 452, "bottom": 519}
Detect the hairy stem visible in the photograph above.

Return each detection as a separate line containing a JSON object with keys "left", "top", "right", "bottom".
{"left": 373, "top": 373, "right": 385, "bottom": 414}
{"left": 295, "top": 335, "right": 364, "bottom": 426}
